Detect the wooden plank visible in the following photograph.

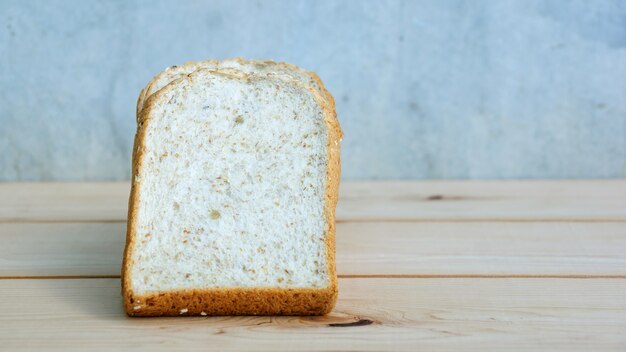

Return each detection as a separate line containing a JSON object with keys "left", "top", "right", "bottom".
{"left": 2, "top": 181, "right": 626, "bottom": 222}
{"left": 0, "top": 223, "right": 124, "bottom": 277}
{"left": 0, "top": 183, "right": 129, "bottom": 222}
{"left": 340, "top": 180, "right": 626, "bottom": 221}
{"left": 0, "top": 278, "right": 624, "bottom": 351}
{"left": 338, "top": 221, "right": 626, "bottom": 276}
{"left": 2, "top": 222, "right": 625, "bottom": 277}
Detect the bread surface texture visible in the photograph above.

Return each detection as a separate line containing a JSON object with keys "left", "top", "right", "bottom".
{"left": 136, "top": 58, "right": 335, "bottom": 118}
{"left": 123, "top": 60, "right": 341, "bottom": 316}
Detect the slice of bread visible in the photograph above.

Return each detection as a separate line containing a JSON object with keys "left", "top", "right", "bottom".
{"left": 136, "top": 58, "right": 335, "bottom": 119}
{"left": 123, "top": 62, "right": 342, "bottom": 316}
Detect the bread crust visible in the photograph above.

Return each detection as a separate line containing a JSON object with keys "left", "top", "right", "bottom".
{"left": 123, "top": 65, "right": 341, "bottom": 316}
{"left": 135, "top": 58, "right": 338, "bottom": 118}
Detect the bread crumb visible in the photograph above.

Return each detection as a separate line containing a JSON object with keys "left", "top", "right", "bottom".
{"left": 180, "top": 308, "right": 188, "bottom": 314}
{"left": 200, "top": 312, "right": 207, "bottom": 316}
{"left": 235, "top": 116, "right": 244, "bottom": 124}
{"left": 210, "top": 210, "right": 221, "bottom": 219}
{"left": 133, "top": 305, "right": 141, "bottom": 310}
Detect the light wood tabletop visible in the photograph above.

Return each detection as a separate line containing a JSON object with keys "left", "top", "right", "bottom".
{"left": 1, "top": 181, "right": 625, "bottom": 351}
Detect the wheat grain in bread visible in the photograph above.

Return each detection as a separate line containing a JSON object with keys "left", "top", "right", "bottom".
{"left": 123, "top": 62, "right": 341, "bottom": 316}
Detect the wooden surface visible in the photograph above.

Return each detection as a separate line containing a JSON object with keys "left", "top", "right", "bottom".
{"left": 1, "top": 181, "right": 625, "bottom": 351}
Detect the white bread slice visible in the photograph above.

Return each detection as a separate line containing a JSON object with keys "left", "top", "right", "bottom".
{"left": 136, "top": 58, "right": 335, "bottom": 118}
{"left": 123, "top": 64, "right": 341, "bottom": 316}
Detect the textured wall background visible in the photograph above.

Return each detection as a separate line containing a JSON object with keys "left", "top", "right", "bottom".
{"left": 1, "top": 0, "right": 625, "bottom": 180}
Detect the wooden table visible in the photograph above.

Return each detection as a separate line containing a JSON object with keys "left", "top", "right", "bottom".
{"left": 1, "top": 181, "right": 625, "bottom": 351}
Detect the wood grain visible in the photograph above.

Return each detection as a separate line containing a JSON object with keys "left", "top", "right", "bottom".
{"left": 0, "top": 278, "right": 624, "bottom": 351}
{"left": 339, "top": 180, "right": 626, "bottom": 221}
{"left": 2, "top": 181, "right": 625, "bottom": 351}
{"left": 2, "top": 181, "right": 626, "bottom": 222}
{"left": 2, "top": 222, "right": 626, "bottom": 277}
{"left": 0, "top": 183, "right": 129, "bottom": 222}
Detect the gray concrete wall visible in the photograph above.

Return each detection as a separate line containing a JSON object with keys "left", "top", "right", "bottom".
{"left": 1, "top": 0, "right": 625, "bottom": 180}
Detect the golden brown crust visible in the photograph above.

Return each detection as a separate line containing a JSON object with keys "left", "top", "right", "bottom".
{"left": 125, "top": 287, "right": 336, "bottom": 316}
{"left": 319, "top": 77, "right": 341, "bottom": 314}
{"left": 123, "top": 65, "right": 340, "bottom": 316}
{"left": 135, "top": 87, "right": 147, "bottom": 118}
{"left": 122, "top": 84, "right": 154, "bottom": 308}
